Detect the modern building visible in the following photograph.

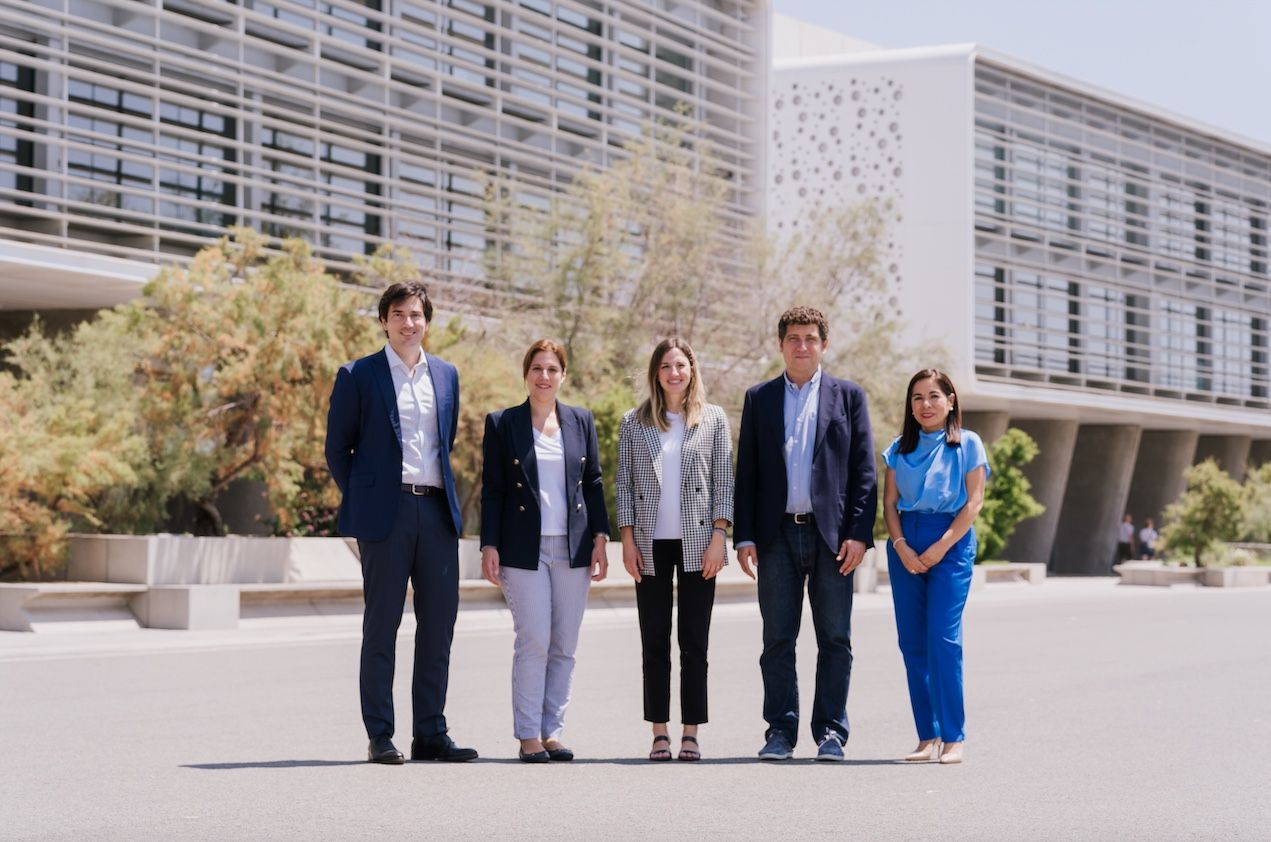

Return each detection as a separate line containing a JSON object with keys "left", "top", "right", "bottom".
{"left": 0, "top": 0, "right": 768, "bottom": 330}
{"left": 771, "top": 37, "right": 1271, "bottom": 573}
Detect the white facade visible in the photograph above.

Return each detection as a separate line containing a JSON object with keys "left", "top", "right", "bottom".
{"left": 772, "top": 43, "right": 1271, "bottom": 572}
{"left": 772, "top": 44, "right": 1271, "bottom": 437}
{"left": 0, "top": 0, "right": 769, "bottom": 311}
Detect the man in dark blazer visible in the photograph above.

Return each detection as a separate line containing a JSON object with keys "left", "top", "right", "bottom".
{"left": 734, "top": 306, "right": 877, "bottom": 762}
{"left": 325, "top": 281, "right": 477, "bottom": 764}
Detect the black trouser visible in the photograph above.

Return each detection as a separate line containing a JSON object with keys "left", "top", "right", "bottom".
{"left": 634, "top": 539, "right": 717, "bottom": 725}
{"left": 357, "top": 492, "right": 459, "bottom": 740}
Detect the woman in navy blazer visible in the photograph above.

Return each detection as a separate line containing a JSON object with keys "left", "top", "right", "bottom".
{"left": 480, "top": 338, "right": 610, "bottom": 762}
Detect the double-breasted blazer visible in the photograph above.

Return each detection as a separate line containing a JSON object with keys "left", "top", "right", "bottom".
{"left": 734, "top": 372, "right": 876, "bottom": 557}
{"left": 479, "top": 400, "right": 611, "bottom": 571}
{"left": 615, "top": 404, "right": 735, "bottom": 576}
{"left": 325, "top": 348, "right": 462, "bottom": 541}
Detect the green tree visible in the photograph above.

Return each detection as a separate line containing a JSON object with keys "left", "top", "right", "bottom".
{"left": 1160, "top": 459, "right": 1247, "bottom": 566}
{"left": 974, "top": 428, "right": 1045, "bottom": 562}
{"left": 0, "top": 316, "right": 151, "bottom": 578}
{"left": 1239, "top": 463, "right": 1271, "bottom": 543}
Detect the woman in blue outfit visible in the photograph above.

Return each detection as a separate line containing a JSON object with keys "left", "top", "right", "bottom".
{"left": 882, "top": 368, "right": 989, "bottom": 765}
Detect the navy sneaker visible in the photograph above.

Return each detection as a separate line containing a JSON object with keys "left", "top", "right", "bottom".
{"left": 758, "top": 732, "right": 794, "bottom": 761}
{"left": 816, "top": 734, "right": 845, "bottom": 762}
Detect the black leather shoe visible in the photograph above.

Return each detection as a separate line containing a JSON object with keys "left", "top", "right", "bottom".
{"left": 545, "top": 745, "right": 574, "bottom": 762}
{"left": 411, "top": 734, "right": 478, "bottom": 762}
{"left": 367, "top": 735, "right": 405, "bottom": 764}
{"left": 518, "top": 748, "right": 550, "bottom": 763}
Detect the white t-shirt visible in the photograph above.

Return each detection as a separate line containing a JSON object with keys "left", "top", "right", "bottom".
{"left": 653, "top": 412, "right": 685, "bottom": 540}
{"left": 1119, "top": 521, "right": 1135, "bottom": 543}
{"left": 534, "top": 427, "right": 568, "bottom": 537}
{"left": 1138, "top": 526, "right": 1158, "bottom": 546}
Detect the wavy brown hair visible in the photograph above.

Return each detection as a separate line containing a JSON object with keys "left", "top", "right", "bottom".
{"left": 636, "top": 337, "right": 705, "bottom": 431}
{"left": 897, "top": 368, "right": 962, "bottom": 454}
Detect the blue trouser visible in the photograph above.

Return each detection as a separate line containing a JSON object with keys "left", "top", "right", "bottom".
{"left": 757, "top": 518, "right": 855, "bottom": 746}
{"left": 357, "top": 491, "right": 459, "bottom": 741}
{"left": 886, "top": 511, "right": 975, "bottom": 743}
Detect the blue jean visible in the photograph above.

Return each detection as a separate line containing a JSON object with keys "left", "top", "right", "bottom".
{"left": 886, "top": 511, "right": 975, "bottom": 743}
{"left": 757, "top": 518, "right": 855, "bottom": 746}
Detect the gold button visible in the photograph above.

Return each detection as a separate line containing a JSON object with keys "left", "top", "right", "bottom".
{"left": 516, "top": 482, "right": 523, "bottom": 488}
{"left": 518, "top": 505, "right": 526, "bottom": 512}
{"left": 513, "top": 458, "right": 520, "bottom": 465}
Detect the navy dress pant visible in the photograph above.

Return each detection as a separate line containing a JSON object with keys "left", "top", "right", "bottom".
{"left": 357, "top": 491, "right": 459, "bottom": 740}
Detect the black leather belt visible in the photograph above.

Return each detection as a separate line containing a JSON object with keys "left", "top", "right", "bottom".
{"left": 784, "top": 512, "right": 814, "bottom": 525}
{"left": 401, "top": 483, "right": 442, "bottom": 496}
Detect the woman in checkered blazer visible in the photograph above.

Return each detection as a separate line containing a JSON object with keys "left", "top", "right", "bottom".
{"left": 616, "top": 337, "right": 735, "bottom": 762}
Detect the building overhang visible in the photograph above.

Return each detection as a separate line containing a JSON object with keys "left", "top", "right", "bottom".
{"left": 0, "top": 240, "right": 157, "bottom": 310}
{"left": 967, "top": 379, "right": 1271, "bottom": 438}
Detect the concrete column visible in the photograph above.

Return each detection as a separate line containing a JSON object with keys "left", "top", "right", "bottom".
{"left": 1051, "top": 425, "right": 1142, "bottom": 575}
{"left": 1250, "top": 440, "right": 1271, "bottom": 468}
{"left": 1125, "top": 431, "right": 1198, "bottom": 530}
{"left": 1194, "top": 435, "right": 1253, "bottom": 483}
{"left": 962, "top": 411, "right": 1009, "bottom": 445}
{"left": 1000, "top": 419, "right": 1078, "bottom": 565}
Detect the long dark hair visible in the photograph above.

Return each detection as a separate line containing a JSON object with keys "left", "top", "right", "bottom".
{"left": 897, "top": 368, "right": 962, "bottom": 454}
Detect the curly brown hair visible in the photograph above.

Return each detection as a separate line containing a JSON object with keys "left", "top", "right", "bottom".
{"left": 777, "top": 306, "right": 829, "bottom": 342}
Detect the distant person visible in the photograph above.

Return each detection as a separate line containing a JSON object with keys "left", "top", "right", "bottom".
{"left": 480, "top": 339, "right": 610, "bottom": 763}
{"left": 734, "top": 307, "right": 877, "bottom": 762}
{"left": 616, "top": 338, "right": 734, "bottom": 762}
{"left": 1116, "top": 514, "right": 1136, "bottom": 569}
{"left": 1139, "top": 518, "right": 1158, "bottom": 560}
{"left": 882, "top": 368, "right": 989, "bottom": 766}
{"left": 325, "top": 281, "right": 477, "bottom": 764}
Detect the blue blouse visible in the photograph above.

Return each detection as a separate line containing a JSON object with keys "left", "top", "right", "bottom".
{"left": 882, "top": 429, "right": 991, "bottom": 513}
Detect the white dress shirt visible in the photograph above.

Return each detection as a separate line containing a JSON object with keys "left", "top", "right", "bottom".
{"left": 385, "top": 344, "right": 443, "bottom": 487}
{"left": 533, "top": 426, "right": 569, "bottom": 537}
{"left": 654, "top": 412, "right": 685, "bottom": 540}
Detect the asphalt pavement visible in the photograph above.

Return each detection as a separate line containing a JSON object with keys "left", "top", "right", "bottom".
{"left": 2, "top": 579, "right": 1269, "bottom": 841}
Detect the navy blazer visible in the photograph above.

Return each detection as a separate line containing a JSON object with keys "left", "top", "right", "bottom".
{"left": 733, "top": 372, "right": 877, "bottom": 556}
{"left": 325, "top": 348, "right": 462, "bottom": 542}
{"left": 480, "top": 400, "right": 611, "bottom": 571}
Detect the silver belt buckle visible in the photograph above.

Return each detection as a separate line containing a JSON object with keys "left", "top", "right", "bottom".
{"left": 793, "top": 512, "right": 811, "bottom": 524}
{"left": 410, "top": 484, "right": 427, "bottom": 496}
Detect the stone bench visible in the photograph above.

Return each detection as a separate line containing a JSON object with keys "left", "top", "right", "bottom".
{"left": 1115, "top": 562, "right": 1270, "bottom": 587}
{"left": 0, "top": 582, "right": 148, "bottom": 632}
{"left": 982, "top": 562, "right": 1047, "bottom": 584}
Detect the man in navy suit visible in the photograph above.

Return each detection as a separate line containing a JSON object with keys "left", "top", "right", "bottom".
{"left": 325, "top": 281, "right": 477, "bottom": 764}
{"left": 734, "top": 306, "right": 877, "bottom": 762}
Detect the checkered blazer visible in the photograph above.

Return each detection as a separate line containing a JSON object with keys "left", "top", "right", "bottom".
{"left": 616, "top": 403, "right": 735, "bottom": 575}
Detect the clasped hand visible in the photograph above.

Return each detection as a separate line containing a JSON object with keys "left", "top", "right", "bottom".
{"left": 895, "top": 539, "right": 947, "bottom": 574}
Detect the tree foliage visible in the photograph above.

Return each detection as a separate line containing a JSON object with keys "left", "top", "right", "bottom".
{"left": 0, "top": 230, "right": 385, "bottom": 576}
{"left": 974, "top": 428, "right": 1045, "bottom": 562}
{"left": 1160, "top": 459, "right": 1247, "bottom": 566}
{"left": 1239, "top": 462, "right": 1271, "bottom": 543}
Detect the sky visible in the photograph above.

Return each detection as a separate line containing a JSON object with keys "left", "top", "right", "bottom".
{"left": 772, "top": 0, "right": 1271, "bottom": 147}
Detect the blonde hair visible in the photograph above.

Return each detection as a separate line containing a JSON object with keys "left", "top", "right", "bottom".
{"left": 636, "top": 337, "right": 705, "bottom": 431}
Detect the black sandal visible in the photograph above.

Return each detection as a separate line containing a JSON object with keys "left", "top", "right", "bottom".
{"left": 677, "top": 735, "right": 701, "bottom": 762}
{"left": 649, "top": 734, "right": 672, "bottom": 762}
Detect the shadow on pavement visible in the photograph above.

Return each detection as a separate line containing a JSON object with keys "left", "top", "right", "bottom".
{"left": 183, "top": 760, "right": 366, "bottom": 769}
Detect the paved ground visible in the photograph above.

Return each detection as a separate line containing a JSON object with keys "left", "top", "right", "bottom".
{"left": 2, "top": 579, "right": 1269, "bottom": 841}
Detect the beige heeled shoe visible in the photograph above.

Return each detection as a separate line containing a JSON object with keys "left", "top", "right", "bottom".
{"left": 938, "top": 742, "right": 964, "bottom": 764}
{"left": 903, "top": 739, "right": 941, "bottom": 762}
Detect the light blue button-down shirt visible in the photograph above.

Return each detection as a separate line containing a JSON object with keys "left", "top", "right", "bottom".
{"left": 783, "top": 367, "right": 821, "bottom": 514}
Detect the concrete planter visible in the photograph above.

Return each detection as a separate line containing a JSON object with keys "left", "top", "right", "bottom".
{"left": 67, "top": 534, "right": 489, "bottom": 584}
{"left": 871, "top": 557, "right": 987, "bottom": 592}
{"left": 1114, "top": 561, "right": 1200, "bottom": 586}
{"left": 1199, "top": 567, "right": 1271, "bottom": 588}
{"left": 67, "top": 534, "right": 363, "bottom": 584}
